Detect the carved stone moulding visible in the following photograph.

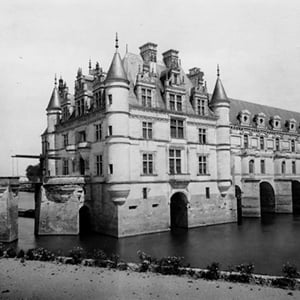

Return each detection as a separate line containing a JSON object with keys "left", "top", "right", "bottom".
{"left": 107, "top": 185, "right": 130, "bottom": 206}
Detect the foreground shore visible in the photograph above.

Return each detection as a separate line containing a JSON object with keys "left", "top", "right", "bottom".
{"left": 0, "top": 259, "right": 299, "bottom": 300}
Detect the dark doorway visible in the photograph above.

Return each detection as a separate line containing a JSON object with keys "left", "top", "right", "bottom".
{"left": 292, "top": 181, "right": 300, "bottom": 214}
{"left": 235, "top": 185, "right": 242, "bottom": 224}
{"left": 79, "top": 157, "right": 85, "bottom": 175}
{"left": 260, "top": 182, "right": 275, "bottom": 214}
{"left": 170, "top": 192, "right": 188, "bottom": 229}
{"left": 79, "top": 206, "right": 91, "bottom": 235}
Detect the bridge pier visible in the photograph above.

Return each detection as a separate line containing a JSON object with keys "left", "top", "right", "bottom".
{"left": 36, "top": 176, "right": 86, "bottom": 235}
{"left": 0, "top": 177, "right": 19, "bottom": 242}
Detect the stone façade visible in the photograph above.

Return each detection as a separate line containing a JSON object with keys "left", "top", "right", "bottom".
{"left": 40, "top": 39, "right": 300, "bottom": 237}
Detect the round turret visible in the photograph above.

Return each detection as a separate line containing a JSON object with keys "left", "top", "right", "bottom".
{"left": 210, "top": 66, "right": 232, "bottom": 196}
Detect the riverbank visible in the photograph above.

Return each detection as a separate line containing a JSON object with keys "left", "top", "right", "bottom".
{"left": 0, "top": 259, "right": 299, "bottom": 300}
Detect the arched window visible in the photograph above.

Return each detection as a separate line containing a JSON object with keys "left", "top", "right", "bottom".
{"left": 249, "top": 159, "right": 255, "bottom": 174}
{"left": 281, "top": 161, "right": 286, "bottom": 174}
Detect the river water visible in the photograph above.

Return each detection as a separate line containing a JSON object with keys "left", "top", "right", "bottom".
{"left": 11, "top": 192, "right": 300, "bottom": 275}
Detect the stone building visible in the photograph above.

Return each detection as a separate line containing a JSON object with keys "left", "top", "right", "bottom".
{"left": 41, "top": 37, "right": 300, "bottom": 237}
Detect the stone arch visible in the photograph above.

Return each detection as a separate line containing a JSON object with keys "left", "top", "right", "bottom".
{"left": 170, "top": 192, "right": 188, "bottom": 229}
{"left": 259, "top": 181, "right": 275, "bottom": 214}
{"left": 292, "top": 180, "right": 300, "bottom": 214}
{"left": 79, "top": 205, "right": 91, "bottom": 235}
{"left": 235, "top": 185, "right": 242, "bottom": 224}
{"left": 249, "top": 159, "right": 255, "bottom": 174}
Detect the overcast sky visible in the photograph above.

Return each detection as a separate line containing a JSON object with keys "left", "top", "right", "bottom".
{"left": 1, "top": 0, "right": 300, "bottom": 176}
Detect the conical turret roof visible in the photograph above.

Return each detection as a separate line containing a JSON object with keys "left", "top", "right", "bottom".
{"left": 105, "top": 51, "right": 128, "bottom": 83}
{"left": 46, "top": 85, "right": 61, "bottom": 111}
{"left": 105, "top": 34, "right": 129, "bottom": 84}
{"left": 210, "top": 67, "right": 229, "bottom": 106}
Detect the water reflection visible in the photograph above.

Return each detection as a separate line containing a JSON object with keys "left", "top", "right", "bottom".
{"left": 9, "top": 192, "right": 300, "bottom": 275}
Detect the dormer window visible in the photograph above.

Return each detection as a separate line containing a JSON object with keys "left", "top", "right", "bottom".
{"left": 286, "top": 118, "right": 297, "bottom": 132}
{"left": 270, "top": 115, "right": 281, "bottom": 130}
{"left": 196, "top": 98, "right": 207, "bottom": 116}
{"left": 169, "top": 93, "right": 182, "bottom": 111}
{"left": 141, "top": 88, "right": 152, "bottom": 107}
{"left": 238, "top": 110, "right": 251, "bottom": 126}
{"left": 76, "top": 98, "right": 85, "bottom": 116}
{"left": 254, "top": 112, "right": 266, "bottom": 128}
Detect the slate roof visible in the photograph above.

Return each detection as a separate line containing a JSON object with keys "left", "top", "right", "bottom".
{"left": 106, "top": 51, "right": 129, "bottom": 83}
{"left": 210, "top": 77, "right": 229, "bottom": 107}
{"left": 229, "top": 98, "right": 300, "bottom": 132}
{"left": 46, "top": 86, "right": 61, "bottom": 111}
{"left": 122, "top": 52, "right": 209, "bottom": 115}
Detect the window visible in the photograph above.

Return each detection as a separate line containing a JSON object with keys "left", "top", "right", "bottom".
{"left": 95, "top": 124, "right": 102, "bottom": 141}
{"left": 62, "top": 107, "right": 69, "bottom": 120}
{"left": 142, "top": 122, "right": 152, "bottom": 139}
{"left": 275, "top": 137, "right": 280, "bottom": 151}
{"left": 249, "top": 159, "right": 254, "bottom": 174}
{"left": 72, "top": 159, "right": 76, "bottom": 172}
{"left": 142, "top": 153, "right": 153, "bottom": 175}
{"left": 197, "top": 99, "right": 206, "bottom": 115}
{"left": 206, "top": 187, "right": 210, "bottom": 199}
{"left": 291, "top": 140, "right": 295, "bottom": 152}
{"left": 170, "top": 94, "right": 175, "bottom": 110}
{"left": 170, "top": 118, "right": 184, "bottom": 139}
{"left": 63, "top": 134, "right": 69, "bottom": 147}
{"left": 281, "top": 161, "right": 286, "bottom": 174}
{"left": 260, "top": 136, "right": 264, "bottom": 150}
{"left": 174, "top": 74, "right": 178, "bottom": 85}
{"left": 63, "top": 159, "right": 69, "bottom": 175}
{"left": 109, "top": 164, "right": 113, "bottom": 174}
{"left": 95, "top": 92, "right": 101, "bottom": 108}
{"left": 176, "top": 95, "right": 182, "bottom": 111}
{"left": 244, "top": 135, "right": 249, "bottom": 149}
{"left": 169, "top": 149, "right": 181, "bottom": 174}
{"left": 141, "top": 88, "right": 152, "bottom": 107}
{"left": 96, "top": 155, "right": 103, "bottom": 176}
{"left": 76, "top": 99, "right": 85, "bottom": 116}
{"left": 169, "top": 94, "right": 182, "bottom": 111}
{"left": 260, "top": 160, "right": 265, "bottom": 174}
{"left": 77, "top": 131, "right": 86, "bottom": 143}
{"left": 143, "top": 187, "right": 147, "bottom": 199}
{"left": 292, "top": 161, "right": 296, "bottom": 174}
{"left": 199, "top": 156, "right": 208, "bottom": 175}
{"left": 199, "top": 128, "right": 207, "bottom": 144}
{"left": 108, "top": 126, "right": 113, "bottom": 136}
{"left": 108, "top": 94, "right": 112, "bottom": 105}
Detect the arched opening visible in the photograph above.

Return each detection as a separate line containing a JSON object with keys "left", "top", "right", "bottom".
{"left": 292, "top": 180, "right": 300, "bottom": 214}
{"left": 170, "top": 192, "right": 188, "bottom": 229}
{"left": 249, "top": 159, "right": 254, "bottom": 174}
{"left": 79, "top": 205, "right": 91, "bottom": 235}
{"left": 235, "top": 185, "right": 242, "bottom": 224}
{"left": 79, "top": 157, "right": 85, "bottom": 175}
{"left": 259, "top": 182, "right": 275, "bottom": 214}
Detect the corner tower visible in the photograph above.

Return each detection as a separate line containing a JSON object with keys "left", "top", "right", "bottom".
{"left": 45, "top": 76, "right": 61, "bottom": 176}
{"left": 105, "top": 34, "right": 131, "bottom": 206}
{"left": 210, "top": 66, "right": 232, "bottom": 196}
